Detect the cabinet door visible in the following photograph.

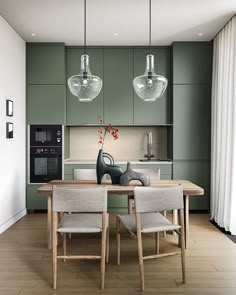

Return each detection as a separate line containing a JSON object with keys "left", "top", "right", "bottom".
{"left": 173, "top": 161, "right": 210, "bottom": 210}
{"left": 134, "top": 48, "right": 171, "bottom": 125}
{"left": 26, "top": 44, "right": 65, "bottom": 84}
{"left": 27, "top": 185, "right": 47, "bottom": 210}
{"left": 173, "top": 85, "right": 211, "bottom": 160}
{"left": 27, "top": 85, "right": 65, "bottom": 124}
{"left": 66, "top": 48, "right": 104, "bottom": 124}
{"left": 104, "top": 49, "right": 133, "bottom": 125}
{"left": 172, "top": 42, "right": 212, "bottom": 84}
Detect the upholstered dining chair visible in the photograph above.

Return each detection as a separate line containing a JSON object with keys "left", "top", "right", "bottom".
{"left": 116, "top": 186, "right": 186, "bottom": 291}
{"left": 73, "top": 169, "right": 109, "bottom": 262}
{"left": 52, "top": 186, "right": 108, "bottom": 290}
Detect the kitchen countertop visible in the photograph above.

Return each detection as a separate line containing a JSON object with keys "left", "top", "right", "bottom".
{"left": 64, "top": 159, "right": 173, "bottom": 165}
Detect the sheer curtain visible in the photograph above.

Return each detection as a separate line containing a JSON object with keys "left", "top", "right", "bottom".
{"left": 211, "top": 15, "right": 236, "bottom": 235}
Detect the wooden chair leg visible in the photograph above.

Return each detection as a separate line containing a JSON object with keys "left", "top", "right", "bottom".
{"left": 101, "top": 212, "right": 107, "bottom": 290}
{"left": 52, "top": 212, "right": 58, "bottom": 290}
{"left": 116, "top": 217, "right": 121, "bottom": 265}
{"left": 106, "top": 226, "right": 109, "bottom": 263}
{"left": 63, "top": 233, "right": 67, "bottom": 262}
{"left": 128, "top": 197, "right": 133, "bottom": 214}
{"left": 136, "top": 213, "right": 144, "bottom": 291}
{"left": 155, "top": 232, "right": 159, "bottom": 255}
{"left": 163, "top": 211, "right": 167, "bottom": 238}
{"left": 179, "top": 209, "right": 186, "bottom": 283}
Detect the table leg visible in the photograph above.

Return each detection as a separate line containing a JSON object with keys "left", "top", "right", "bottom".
{"left": 184, "top": 195, "right": 189, "bottom": 249}
{"left": 47, "top": 194, "right": 52, "bottom": 250}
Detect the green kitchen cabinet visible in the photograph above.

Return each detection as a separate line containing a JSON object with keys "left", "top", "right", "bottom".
{"left": 173, "top": 161, "right": 210, "bottom": 210}
{"left": 26, "top": 43, "right": 65, "bottom": 85}
{"left": 27, "top": 185, "right": 47, "bottom": 210}
{"left": 103, "top": 48, "right": 134, "bottom": 125}
{"left": 172, "top": 42, "right": 213, "bottom": 84}
{"left": 66, "top": 48, "right": 104, "bottom": 124}
{"left": 173, "top": 84, "right": 211, "bottom": 160}
{"left": 133, "top": 48, "right": 171, "bottom": 125}
{"left": 27, "top": 85, "right": 66, "bottom": 124}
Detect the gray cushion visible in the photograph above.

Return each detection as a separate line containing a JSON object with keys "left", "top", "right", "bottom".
{"left": 118, "top": 212, "right": 181, "bottom": 233}
{"left": 57, "top": 213, "right": 109, "bottom": 233}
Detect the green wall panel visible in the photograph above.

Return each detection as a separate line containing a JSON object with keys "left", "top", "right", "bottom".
{"left": 66, "top": 48, "right": 104, "bottom": 124}
{"left": 172, "top": 42, "right": 212, "bottom": 84}
{"left": 104, "top": 48, "right": 134, "bottom": 124}
{"left": 173, "top": 85, "right": 211, "bottom": 160}
{"left": 27, "top": 85, "right": 66, "bottom": 124}
{"left": 133, "top": 48, "right": 171, "bottom": 125}
{"left": 173, "top": 161, "right": 210, "bottom": 210}
{"left": 26, "top": 44, "right": 65, "bottom": 84}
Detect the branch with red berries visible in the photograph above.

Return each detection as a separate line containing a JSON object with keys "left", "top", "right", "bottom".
{"left": 97, "top": 116, "right": 119, "bottom": 148}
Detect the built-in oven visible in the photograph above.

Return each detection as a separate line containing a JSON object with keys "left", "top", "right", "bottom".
{"left": 29, "top": 125, "right": 63, "bottom": 183}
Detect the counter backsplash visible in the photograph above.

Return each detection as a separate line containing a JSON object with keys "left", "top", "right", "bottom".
{"left": 69, "top": 126, "right": 168, "bottom": 161}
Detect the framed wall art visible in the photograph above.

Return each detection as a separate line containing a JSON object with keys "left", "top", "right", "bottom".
{"left": 6, "top": 99, "right": 13, "bottom": 117}
{"left": 6, "top": 122, "right": 13, "bottom": 138}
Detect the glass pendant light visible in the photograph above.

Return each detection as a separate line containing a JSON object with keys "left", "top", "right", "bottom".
{"left": 68, "top": 0, "right": 102, "bottom": 102}
{"left": 133, "top": 0, "right": 168, "bottom": 102}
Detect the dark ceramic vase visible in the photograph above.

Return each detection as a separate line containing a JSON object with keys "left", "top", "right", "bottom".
{"left": 119, "top": 162, "right": 150, "bottom": 186}
{"left": 96, "top": 149, "right": 123, "bottom": 184}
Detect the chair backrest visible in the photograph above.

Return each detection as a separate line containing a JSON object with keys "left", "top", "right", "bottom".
{"left": 52, "top": 186, "right": 107, "bottom": 213}
{"left": 133, "top": 168, "right": 160, "bottom": 181}
{"left": 134, "top": 186, "right": 183, "bottom": 213}
{"left": 74, "top": 169, "right": 97, "bottom": 180}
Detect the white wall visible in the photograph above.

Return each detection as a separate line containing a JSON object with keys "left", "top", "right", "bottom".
{"left": 0, "top": 15, "right": 26, "bottom": 233}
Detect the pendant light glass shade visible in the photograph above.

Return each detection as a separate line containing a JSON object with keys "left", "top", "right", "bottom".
{"left": 133, "top": 54, "right": 168, "bottom": 102}
{"left": 133, "top": 0, "right": 168, "bottom": 102}
{"left": 68, "top": 55, "right": 103, "bottom": 102}
{"left": 67, "top": 0, "right": 102, "bottom": 102}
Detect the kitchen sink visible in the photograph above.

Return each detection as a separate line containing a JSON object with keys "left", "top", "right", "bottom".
{"left": 139, "top": 158, "right": 172, "bottom": 162}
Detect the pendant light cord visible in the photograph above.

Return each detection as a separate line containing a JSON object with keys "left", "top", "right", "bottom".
{"left": 149, "top": 0, "right": 151, "bottom": 55}
{"left": 84, "top": 0, "right": 86, "bottom": 54}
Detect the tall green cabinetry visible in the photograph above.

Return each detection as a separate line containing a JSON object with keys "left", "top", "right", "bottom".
{"left": 66, "top": 47, "right": 170, "bottom": 125}
{"left": 26, "top": 43, "right": 66, "bottom": 210}
{"left": 172, "top": 42, "right": 212, "bottom": 210}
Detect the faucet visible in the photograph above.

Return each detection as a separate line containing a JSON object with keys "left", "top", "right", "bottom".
{"left": 144, "top": 131, "right": 154, "bottom": 160}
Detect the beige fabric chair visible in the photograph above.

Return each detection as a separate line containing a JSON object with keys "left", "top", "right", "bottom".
{"left": 128, "top": 168, "right": 160, "bottom": 214}
{"left": 52, "top": 186, "right": 108, "bottom": 290}
{"left": 72, "top": 169, "right": 109, "bottom": 260}
{"left": 116, "top": 186, "right": 186, "bottom": 291}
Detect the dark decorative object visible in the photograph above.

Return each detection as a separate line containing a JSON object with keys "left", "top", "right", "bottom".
{"left": 96, "top": 149, "right": 123, "bottom": 184}
{"left": 6, "top": 100, "right": 13, "bottom": 116}
{"left": 119, "top": 162, "right": 150, "bottom": 186}
{"left": 6, "top": 122, "right": 13, "bottom": 138}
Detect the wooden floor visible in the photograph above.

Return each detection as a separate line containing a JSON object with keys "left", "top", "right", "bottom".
{"left": 0, "top": 213, "right": 236, "bottom": 295}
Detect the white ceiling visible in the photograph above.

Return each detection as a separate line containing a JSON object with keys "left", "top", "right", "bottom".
{"left": 0, "top": 0, "right": 235, "bottom": 46}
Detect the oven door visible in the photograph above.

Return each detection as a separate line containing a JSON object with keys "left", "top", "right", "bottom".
{"left": 30, "top": 153, "right": 62, "bottom": 183}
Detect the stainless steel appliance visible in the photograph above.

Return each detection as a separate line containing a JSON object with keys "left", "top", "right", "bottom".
{"left": 29, "top": 125, "right": 63, "bottom": 183}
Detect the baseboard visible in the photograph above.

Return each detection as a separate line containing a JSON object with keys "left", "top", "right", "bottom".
{"left": 0, "top": 208, "right": 27, "bottom": 234}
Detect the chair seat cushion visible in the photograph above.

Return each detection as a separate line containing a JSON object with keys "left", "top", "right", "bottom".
{"left": 57, "top": 213, "right": 109, "bottom": 233}
{"left": 118, "top": 212, "right": 181, "bottom": 233}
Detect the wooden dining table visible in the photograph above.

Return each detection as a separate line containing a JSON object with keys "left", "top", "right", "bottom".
{"left": 37, "top": 179, "right": 204, "bottom": 250}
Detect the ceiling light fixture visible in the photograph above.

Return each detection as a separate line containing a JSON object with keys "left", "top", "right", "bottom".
{"left": 68, "top": 0, "right": 103, "bottom": 102}
{"left": 114, "top": 33, "right": 119, "bottom": 36}
{"left": 31, "top": 33, "right": 36, "bottom": 36}
{"left": 198, "top": 33, "right": 204, "bottom": 36}
{"left": 133, "top": 0, "right": 168, "bottom": 102}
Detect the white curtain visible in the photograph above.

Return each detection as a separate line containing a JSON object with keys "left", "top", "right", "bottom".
{"left": 211, "top": 15, "right": 236, "bottom": 235}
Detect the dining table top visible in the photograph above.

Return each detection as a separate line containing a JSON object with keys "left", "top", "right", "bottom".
{"left": 37, "top": 179, "right": 204, "bottom": 196}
